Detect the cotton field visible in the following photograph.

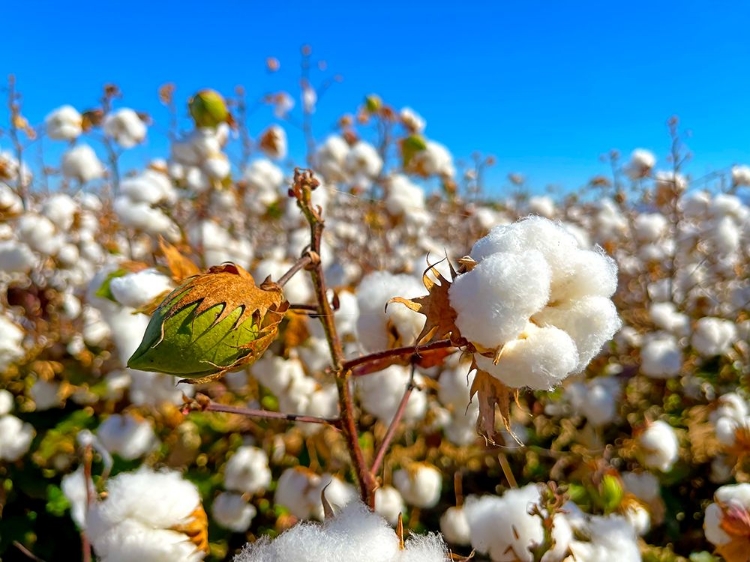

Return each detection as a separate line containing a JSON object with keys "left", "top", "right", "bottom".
{"left": 1, "top": 76, "right": 750, "bottom": 562}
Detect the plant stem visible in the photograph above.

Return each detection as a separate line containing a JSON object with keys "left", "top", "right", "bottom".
{"left": 370, "top": 366, "right": 417, "bottom": 476}
{"left": 344, "top": 338, "right": 456, "bottom": 375}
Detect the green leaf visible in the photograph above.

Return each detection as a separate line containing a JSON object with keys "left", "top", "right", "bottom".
{"left": 95, "top": 268, "right": 128, "bottom": 303}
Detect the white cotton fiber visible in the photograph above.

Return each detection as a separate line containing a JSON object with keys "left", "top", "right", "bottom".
{"left": 224, "top": 446, "right": 272, "bottom": 495}
{"left": 0, "top": 240, "right": 36, "bottom": 272}
{"left": 62, "top": 144, "right": 105, "bottom": 183}
{"left": 0, "top": 414, "right": 35, "bottom": 461}
{"left": 439, "top": 506, "right": 471, "bottom": 545}
{"left": 533, "top": 296, "right": 621, "bottom": 372}
{"left": 549, "top": 247, "right": 618, "bottom": 302}
{"left": 474, "top": 323, "right": 579, "bottom": 390}
{"left": 212, "top": 492, "right": 257, "bottom": 533}
{"left": 640, "top": 333, "right": 682, "bottom": 378}
{"left": 374, "top": 486, "right": 405, "bottom": 525}
{"left": 96, "top": 414, "right": 158, "bottom": 460}
{"left": 639, "top": 420, "right": 679, "bottom": 472}
{"left": 108, "top": 269, "right": 172, "bottom": 309}
{"left": 692, "top": 317, "right": 737, "bottom": 358}
{"left": 449, "top": 251, "right": 551, "bottom": 349}
{"left": 393, "top": 464, "right": 442, "bottom": 509}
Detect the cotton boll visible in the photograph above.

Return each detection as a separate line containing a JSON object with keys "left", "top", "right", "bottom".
{"left": 438, "top": 364, "right": 474, "bottom": 410}
{"left": 315, "top": 135, "right": 350, "bottom": 182}
{"left": 526, "top": 196, "right": 556, "bottom": 218}
{"left": 96, "top": 414, "right": 158, "bottom": 460}
{"left": 567, "top": 376, "right": 620, "bottom": 426}
{"left": 357, "top": 365, "right": 427, "bottom": 424}
{"left": 62, "top": 144, "right": 105, "bottom": 183}
{"left": 411, "top": 141, "right": 455, "bottom": 178}
{"left": 400, "top": 107, "right": 426, "bottom": 133}
{"left": 567, "top": 514, "right": 640, "bottom": 562}
{"left": 17, "top": 213, "right": 62, "bottom": 255}
{"left": 0, "top": 314, "right": 25, "bottom": 371}
{"left": 30, "top": 378, "right": 62, "bottom": 410}
{"left": 0, "top": 389, "right": 13, "bottom": 415}
{"left": 275, "top": 467, "right": 319, "bottom": 519}
{"left": 113, "top": 197, "right": 179, "bottom": 239}
{"left": 203, "top": 154, "right": 231, "bottom": 180}
{"left": 385, "top": 174, "right": 426, "bottom": 217}
{"left": 621, "top": 471, "right": 660, "bottom": 503}
{"left": 42, "top": 193, "right": 78, "bottom": 230}
{"left": 224, "top": 446, "right": 272, "bottom": 495}
{"left": 108, "top": 269, "right": 172, "bottom": 309}
{"left": 633, "top": 213, "right": 667, "bottom": 242}
{"left": 624, "top": 148, "right": 656, "bottom": 180}
{"left": 121, "top": 170, "right": 176, "bottom": 205}
{"left": 345, "top": 141, "right": 383, "bottom": 182}
{"left": 692, "top": 317, "right": 737, "bottom": 358}
{"left": 450, "top": 251, "right": 551, "bottom": 349}
{"left": 649, "top": 302, "right": 690, "bottom": 337}
{"left": 0, "top": 414, "right": 35, "bottom": 461}
{"left": 0, "top": 240, "right": 36, "bottom": 272}
{"left": 103, "top": 108, "right": 147, "bottom": 148}
{"left": 0, "top": 182, "right": 23, "bottom": 215}
{"left": 464, "top": 486, "right": 548, "bottom": 562}
{"left": 639, "top": 420, "right": 679, "bottom": 472}
{"left": 475, "top": 323, "right": 579, "bottom": 390}
{"left": 356, "top": 271, "right": 425, "bottom": 352}
{"left": 440, "top": 506, "right": 471, "bottom": 545}
{"left": 212, "top": 492, "right": 257, "bottom": 533}
{"left": 259, "top": 124, "right": 287, "bottom": 160}
{"left": 375, "top": 486, "right": 405, "bottom": 525}
{"left": 45, "top": 105, "right": 82, "bottom": 140}
{"left": 127, "top": 369, "right": 193, "bottom": 406}
{"left": 640, "top": 333, "right": 682, "bottom": 378}
{"left": 393, "top": 464, "right": 442, "bottom": 509}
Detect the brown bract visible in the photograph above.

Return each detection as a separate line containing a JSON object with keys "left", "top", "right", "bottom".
{"left": 469, "top": 362, "right": 520, "bottom": 445}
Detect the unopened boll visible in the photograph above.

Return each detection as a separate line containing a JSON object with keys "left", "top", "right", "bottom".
{"left": 449, "top": 216, "right": 620, "bottom": 390}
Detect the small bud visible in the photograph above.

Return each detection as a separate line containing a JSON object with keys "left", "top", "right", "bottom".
{"left": 599, "top": 474, "right": 624, "bottom": 513}
{"left": 128, "top": 264, "right": 288, "bottom": 383}
{"left": 188, "top": 89, "right": 229, "bottom": 129}
{"left": 364, "top": 94, "right": 382, "bottom": 113}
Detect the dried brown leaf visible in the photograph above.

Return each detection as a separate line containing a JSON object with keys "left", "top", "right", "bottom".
{"left": 469, "top": 362, "right": 519, "bottom": 445}
{"left": 388, "top": 259, "right": 461, "bottom": 346}
{"left": 159, "top": 238, "right": 200, "bottom": 283}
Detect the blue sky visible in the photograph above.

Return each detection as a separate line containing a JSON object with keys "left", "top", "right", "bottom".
{"left": 3, "top": 0, "right": 749, "bottom": 194}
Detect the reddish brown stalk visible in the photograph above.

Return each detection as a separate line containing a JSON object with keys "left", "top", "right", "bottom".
{"left": 277, "top": 254, "right": 314, "bottom": 287}
{"left": 291, "top": 169, "right": 378, "bottom": 507}
{"left": 344, "top": 338, "right": 456, "bottom": 375}
{"left": 370, "top": 366, "right": 417, "bottom": 476}
{"left": 203, "top": 401, "right": 341, "bottom": 428}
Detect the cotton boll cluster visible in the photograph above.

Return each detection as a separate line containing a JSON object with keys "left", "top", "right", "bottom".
{"left": 356, "top": 271, "right": 426, "bottom": 352}
{"left": 243, "top": 159, "right": 285, "bottom": 214}
{"left": 409, "top": 141, "right": 455, "bottom": 179}
{"left": 114, "top": 167, "right": 180, "bottom": 241}
{"left": 86, "top": 467, "right": 208, "bottom": 561}
{"left": 45, "top": 105, "right": 83, "bottom": 140}
{"left": 62, "top": 144, "right": 105, "bottom": 184}
{"left": 170, "top": 125, "right": 232, "bottom": 190}
{"left": 565, "top": 375, "right": 621, "bottom": 426}
{"left": 104, "top": 108, "right": 147, "bottom": 148}
{"left": 638, "top": 420, "right": 679, "bottom": 472}
{"left": 450, "top": 216, "right": 620, "bottom": 389}
{"left": 235, "top": 500, "right": 449, "bottom": 562}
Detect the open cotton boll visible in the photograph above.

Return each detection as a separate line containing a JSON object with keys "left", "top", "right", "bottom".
{"left": 127, "top": 369, "right": 193, "bottom": 406}
{"left": 533, "top": 296, "right": 620, "bottom": 372}
{"left": 0, "top": 182, "right": 23, "bottom": 215}
{"left": 96, "top": 414, "right": 158, "bottom": 460}
{"left": 275, "top": 467, "right": 320, "bottom": 519}
{"left": 566, "top": 376, "right": 620, "bottom": 426}
{"left": 103, "top": 108, "right": 147, "bottom": 148}
{"left": 0, "top": 314, "right": 25, "bottom": 371}
{"left": 0, "top": 239, "right": 36, "bottom": 272}
{"left": 306, "top": 474, "right": 359, "bottom": 520}
{"left": 357, "top": 365, "right": 427, "bottom": 424}
{"left": 62, "top": 144, "right": 105, "bottom": 183}
{"left": 464, "top": 485, "right": 571, "bottom": 562}
{"left": 450, "top": 251, "right": 550, "bottom": 349}
{"left": 17, "top": 213, "right": 62, "bottom": 255}
{"left": 393, "top": 464, "right": 442, "bottom": 509}
{"left": 86, "top": 467, "right": 206, "bottom": 562}
{"left": 212, "top": 492, "right": 257, "bottom": 533}
{"left": 30, "top": 378, "right": 62, "bottom": 410}
{"left": 400, "top": 107, "right": 426, "bottom": 133}
{"left": 633, "top": 213, "right": 667, "bottom": 242}
{"left": 45, "top": 105, "right": 82, "bottom": 140}
{"left": 113, "top": 197, "right": 179, "bottom": 240}
{"left": 692, "top": 317, "right": 737, "bottom": 358}
{"left": 705, "top": 483, "right": 750, "bottom": 548}
{"left": 108, "top": 269, "right": 172, "bottom": 309}
{"left": 732, "top": 165, "right": 750, "bottom": 186}
{"left": 0, "top": 389, "right": 13, "bottom": 415}
{"left": 224, "top": 446, "right": 272, "bottom": 495}
{"left": 526, "top": 196, "right": 556, "bottom": 218}
{"left": 638, "top": 420, "right": 679, "bottom": 472}
{"left": 411, "top": 141, "right": 455, "bottom": 178}
{"left": 42, "top": 193, "right": 78, "bottom": 231}
{"left": 567, "top": 514, "right": 640, "bottom": 562}
{"left": 259, "top": 124, "right": 287, "bottom": 160}
{"left": 0, "top": 414, "right": 35, "bottom": 461}
{"left": 356, "top": 271, "right": 425, "bottom": 352}
{"left": 624, "top": 148, "right": 656, "bottom": 180}
{"left": 474, "top": 323, "right": 579, "bottom": 390}
{"left": 385, "top": 174, "right": 426, "bottom": 217}
{"left": 203, "top": 154, "right": 231, "bottom": 180}
{"left": 640, "top": 333, "right": 682, "bottom": 378}
{"left": 314, "top": 135, "right": 349, "bottom": 182}
{"left": 121, "top": 170, "right": 176, "bottom": 206}
{"left": 440, "top": 506, "right": 471, "bottom": 546}
{"left": 649, "top": 302, "right": 690, "bottom": 337}
{"left": 375, "top": 486, "right": 406, "bottom": 526}
{"left": 345, "top": 141, "right": 383, "bottom": 180}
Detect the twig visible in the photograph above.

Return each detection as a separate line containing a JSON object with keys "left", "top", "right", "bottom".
{"left": 277, "top": 253, "right": 313, "bottom": 287}
{"left": 344, "top": 338, "right": 456, "bottom": 374}
{"left": 186, "top": 395, "right": 342, "bottom": 428}
{"left": 13, "top": 541, "right": 45, "bottom": 562}
{"left": 370, "top": 365, "right": 417, "bottom": 475}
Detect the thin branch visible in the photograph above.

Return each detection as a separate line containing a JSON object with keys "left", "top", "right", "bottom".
{"left": 344, "top": 338, "right": 456, "bottom": 375}
{"left": 186, "top": 394, "right": 341, "bottom": 428}
{"left": 13, "top": 542, "right": 45, "bottom": 562}
{"left": 370, "top": 365, "right": 417, "bottom": 476}
{"left": 277, "top": 253, "right": 313, "bottom": 287}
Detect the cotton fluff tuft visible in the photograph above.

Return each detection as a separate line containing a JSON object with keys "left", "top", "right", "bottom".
{"left": 640, "top": 333, "right": 683, "bottom": 378}
{"left": 449, "top": 216, "right": 619, "bottom": 390}
{"left": 62, "top": 144, "right": 105, "bottom": 183}
{"left": 0, "top": 414, "right": 35, "bottom": 461}
{"left": 86, "top": 466, "right": 206, "bottom": 562}
{"left": 104, "top": 108, "right": 147, "bottom": 148}
{"left": 212, "top": 492, "right": 257, "bottom": 533}
{"left": 0, "top": 314, "right": 25, "bottom": 371}
{"left": 224, "top": 446, "right": 272, "bottom": 494}
{"left": 691, "top": 317, "right": 737, "bottom": 358}
{"left": 356, "top": 272, "right": 425, "bottom": 352}
{"left": 96, "top": 414, "right": 158, "bottom": 459}
{"left": 108, "top": 269, "right": 173, "bottom": 309}
{"left": 234, "top": 500, "right": 449, "bottom": 562}
{"left": 704, "top": 483, "right": 750, "bottom": 547}
{"left": 638, "top": 420, "right": 679, "bottom": 472}
{"left": 45, "top": 105, "right": 82, "bottom": 140}
{"left": 393, "top": 464, "right": 442, "bottom": 509}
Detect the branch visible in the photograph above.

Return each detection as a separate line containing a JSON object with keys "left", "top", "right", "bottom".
{"left": 344, "top": 338, "right": 457, "bottom": 375}
{"left": 370, "top": 365, "right": 417, "bottom": 475}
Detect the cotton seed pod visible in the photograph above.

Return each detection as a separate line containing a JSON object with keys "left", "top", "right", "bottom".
{"left": 128, "top": 263, "right": 288, "bottom": 383}
{"left": 188, "top": 89, "right": 228, "bottom": 128}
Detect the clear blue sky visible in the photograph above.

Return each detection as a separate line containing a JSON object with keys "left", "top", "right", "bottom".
{"left": 3, "top": 0, "right": 749, "bottom": 194}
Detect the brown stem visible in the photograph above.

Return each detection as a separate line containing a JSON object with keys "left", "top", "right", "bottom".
{"left": 291, "top": 168, "right": 377, "bottom": 507}
{"left": 344, "top": 338, "right": 456, "bottom": 375}
{"left": 370, "top": 366, "right": 417, "bottom": 476}
{"left": 189, "top": 396, "right": 341, "bottom": 428}
{"left": 7, "top": 75, "right": 27, "bottom": 209}
{"left": 277, "top": 253, "right": 313, "bottom": 287}
{"left": 12, "top": 542, "right": 45, "bottom": 562}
